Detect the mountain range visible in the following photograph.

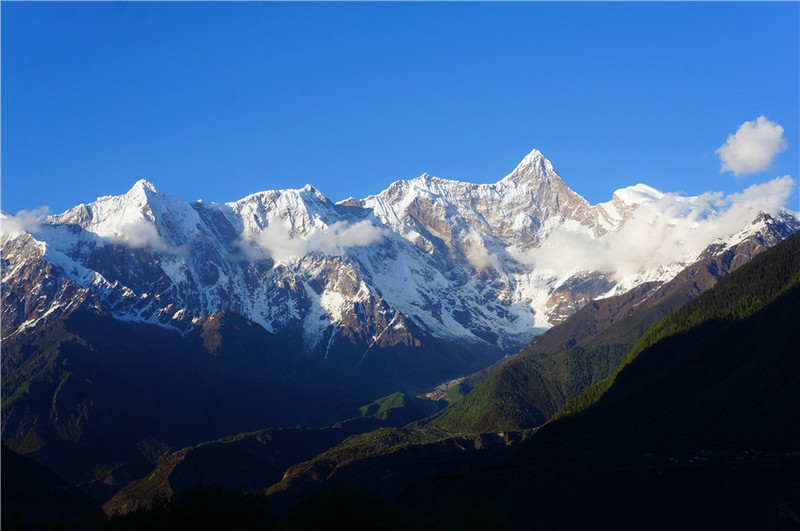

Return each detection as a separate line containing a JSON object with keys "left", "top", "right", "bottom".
{"left": 2, "top": 149, "right": 798, "bottom": 527}
{"left": 3, "top": 149, "right": 797, "bottom": 381}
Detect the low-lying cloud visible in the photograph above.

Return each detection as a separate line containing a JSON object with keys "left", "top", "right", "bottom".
{"left": 112, "top": 220, "right": 179, "bottom": 254}
{"left": 0, "top": 207, "right": 50, "bottom": 238}
{"left": 463, "top": 230, "right": 502, "bottom": 272}
{"left": 240, "top": 219, "right": 389, "bottom": 263}
{"left": 1, "top": 208, "right": 182, "bottom": 255}
{"left": 716, "top": 116, "right": 787, "bottom": 176}
{"left": 520, "top": 176, "right": 796, "bottom": 279}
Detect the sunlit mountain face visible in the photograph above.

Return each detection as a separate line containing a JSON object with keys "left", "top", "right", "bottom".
{"left": 3, "top": 149, "right": 797, "bottom": 380}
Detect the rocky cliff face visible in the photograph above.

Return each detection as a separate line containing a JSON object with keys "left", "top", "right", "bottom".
{"left": 3, "top": 149, "right": 798, "bottom": 373}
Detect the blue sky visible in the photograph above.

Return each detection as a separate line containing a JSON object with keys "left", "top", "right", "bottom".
{"left": 2, "top": 2, "right": 798, "bottom": 214}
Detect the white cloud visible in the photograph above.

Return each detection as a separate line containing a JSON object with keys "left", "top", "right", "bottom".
{"left": 314, "top": 220, "right": 389, "bottom": 249}
{"left": 240, "top": 219, "right": 389, "bottom": 263}
{"left": 716, "top": 116, "right": 787, "bottom": 176}
{"left": 463, "top": 230, "right": 502, "bottom": 272}
{"left": 520, "top": 176, "right": 796, "bottom": 279}
{"left": 1, "top": 208, "right": 184, "bottom": 255}
{"left": 113, "top": 219, "right": 180, "bottom": 254}
{"left": 0, "top": 207, "right": 50, "bottom": 237}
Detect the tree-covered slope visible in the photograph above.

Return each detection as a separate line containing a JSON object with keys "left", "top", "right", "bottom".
{"left": 431, "top": 233, "right": 774, "bottom": 434}
{"left": 264, "top": 425, "right": 530, "bottom": 514}
{"left": 102, "top": 390, "right": 440, "bottom": 515}
{"left": 103, "top": 427, "right": 356, "bottom": 516}
{"left": 529, "top": 229, "right": 800, "bottom": 457}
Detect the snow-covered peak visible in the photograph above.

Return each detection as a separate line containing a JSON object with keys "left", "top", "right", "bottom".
{"left": 131, "top": 178, "right": 159, "bottom": 195}
{"left": 91, "top": 179, "right": 162, "bottom": 212}
{"left": 495, "top": 149, "right": 596, "bottom": 223}
{"left": 594, "top": 183, "right": 666, "bottom": 232}
{"left": 511, "top": 148, "right": 547, "bottom": 170}
{"left": 360, "top": 148, "right": 600, "bottom": 259}
{"left": 229, "top": 184, "right": 338, "bottom": 237}
{"left": 725, "top": 210, "right": 800, "bottom": 248}
{"left": 500, "top": 148, "right": 555, "bottom": 185}
{"left": 41, "top": 180, "right": 200, "bottom": 253}
{"left": 367, "top": 148, "right": 573, "bottom": 210}
{"left": 612, "top": 183, "right": 664, "bottom": 205}
{"left": 234, "top": 184, "right": 331, "bottom": 207}
{"left": 85, "top": 178, "right": 164, "bottom": 219}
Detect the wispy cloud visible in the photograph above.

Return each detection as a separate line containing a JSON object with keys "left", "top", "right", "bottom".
{"left": 240, "top": 219, "right": 389, "bottom": 263}
{"left": 519, "top": 176, "right": 796, "bottom": 278}
{"left": 716, "top": 116, "right": 787, "bottom": 176}
{"left": 463, "top": 230, "right": 502, "bottom": 272}
{"left": 113, "top": 219, "right": 182, "bottom": 254}
{"left": 0, "top": 207, "right": 51, "bottom": 237}
{"left": 1, "top": 207, "right": 184, "bottom": 255}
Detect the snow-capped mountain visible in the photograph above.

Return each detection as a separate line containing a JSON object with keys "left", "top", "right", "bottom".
{"left": 2, "top": 149, "right": 798, "bottom": 370}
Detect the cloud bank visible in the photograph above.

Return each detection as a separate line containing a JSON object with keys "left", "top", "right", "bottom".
{"left": 521, "top": 176, "right": 796, "bottom": 279}
{"left": 241, "top": 219, "right": 389, "bottom": 263}
{"left": 716, "top": 116, "right": 787, "bottom": 176}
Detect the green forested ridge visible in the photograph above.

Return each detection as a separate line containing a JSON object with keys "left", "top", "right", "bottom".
{"left": 432, "top": 256, "right": 720, "bottom": 433}
{"left": 353, "top": 391, "right": 440, "bottom": 424}
{"left": 267, "top": 425, "right": 453, "bottom": 493}
{"left": 102, "top": 427, "right": 355, "bottom": 516}
{"left": 264, "top": 423, "right": 533, "bottom": 518}
{"left": 102, "top": 389, "right": 439, "bottom": 515}
{"left": 555, "top": 229, "right": 800, "bottom": 423}
{"left": 430, "top": 357, "right": 563, "bottom": 432}
{"left": 430, "top": 231, "right": 796, "bottom": 435}
{"left": 525, "top": 230, "right": 800, "bottom": 458}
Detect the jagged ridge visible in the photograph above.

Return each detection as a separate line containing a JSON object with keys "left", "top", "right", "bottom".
{"left": 2, "top": 149, "right": 798, "bottom": 379}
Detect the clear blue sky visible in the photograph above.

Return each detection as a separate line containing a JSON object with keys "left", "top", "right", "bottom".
{"left": 2, "top": 2, "right": 798, "bottom": 214}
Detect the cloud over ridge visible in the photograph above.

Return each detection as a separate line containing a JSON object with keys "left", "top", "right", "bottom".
{"left": 521, "top": 175, "right": 796, "bottom": 279}
{"left": 0, "top": 207, "right": 51, "bottom": 237}
{"left": 113, "top": 220, "right": 180, "bottom": 254}
{"left": 241, "top": 219, "right": 389, "bottom": 264}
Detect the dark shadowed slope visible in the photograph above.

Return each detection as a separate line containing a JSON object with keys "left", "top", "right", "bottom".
{"left": 1, "top": 444, "right": 105, "bottom": 525}
{"left": 102, "top": 391, "right": 440, "bottom": 515}
{"left": 1, "top": 308, "right": 398, "bottom": 504}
